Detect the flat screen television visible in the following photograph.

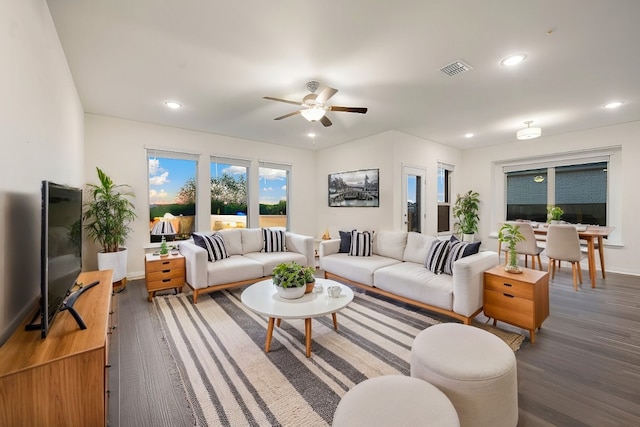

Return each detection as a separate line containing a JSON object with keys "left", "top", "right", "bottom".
{"left": 36, "top": 181, "right": 83, "bottom": 338}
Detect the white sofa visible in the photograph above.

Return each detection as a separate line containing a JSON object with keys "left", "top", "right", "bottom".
{"left": 319, "top": 231, "right": 499, "bottom": 324}
{"left": 179, "top": 228, "right": 314, "bottom": 303}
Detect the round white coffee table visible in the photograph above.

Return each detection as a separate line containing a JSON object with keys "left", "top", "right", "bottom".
{"left": 241, "top": 278, "right": 354, "bottom": 357}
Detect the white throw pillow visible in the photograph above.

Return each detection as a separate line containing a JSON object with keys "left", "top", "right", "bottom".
{"left": 403, "top": 232, "right": 437, "bottom": 264}
{"left": 219, "top": 228, "right": 242, "bottom": 255}
{"left": 241, "top": 228, "right": 264, "bottom": 254}
{"left": 374, "top": 231, "right": 408, "bottom": 261}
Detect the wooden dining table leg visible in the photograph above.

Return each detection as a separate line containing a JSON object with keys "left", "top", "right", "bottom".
{"left": 597, "top": 236, "right": 606, "bottom": 279}
{"left": 586, "top": 236, "right": 597, "bottom": 288}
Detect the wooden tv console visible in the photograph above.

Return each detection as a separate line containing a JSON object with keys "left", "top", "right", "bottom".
{"left": 0, "top": 270, "right": 114, "bottom": 426}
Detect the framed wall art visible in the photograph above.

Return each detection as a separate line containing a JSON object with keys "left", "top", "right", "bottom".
{"left": 328, "top": 168, "right": 379, "bottom": 207}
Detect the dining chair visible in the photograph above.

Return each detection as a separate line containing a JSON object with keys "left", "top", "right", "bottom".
{"left": 498, "top": 221, "right": 544, "bottom": 270}
{"left": 544, "top": 224, "right": 586, "bottom": 290}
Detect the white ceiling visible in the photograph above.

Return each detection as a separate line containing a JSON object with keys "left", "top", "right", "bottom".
{"left": 46, "top": 0, "right": 640, "bottom": 151}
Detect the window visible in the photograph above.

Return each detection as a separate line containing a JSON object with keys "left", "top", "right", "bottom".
{"left": 437, "top": 165, "right": 453, "bottom": 233}
{"left": 148, "top": 150, "right": 198, "bottom": 242}
{"left": 506, "top": 169, "right": 547, "bottom": 222}
{"left": 210, "top": 157, "right": 249, "bottom": 230}
{"left": 555, "top": 162, "right": 607, "bottom": 225}
{"left": 505, "top": 161, "right": 608, "bottom": 226}
{"left": 258, "top": 162, "right": 289, "bottom": 229}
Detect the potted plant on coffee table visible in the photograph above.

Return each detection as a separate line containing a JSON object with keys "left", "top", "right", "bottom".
{"left": 303, "top": 266, "right": 316, "bottom": 294}
{"left": 83, "top": 167, "right": 136, "bottom": 290}
{"left": 453, "top": 190, "right": 480, "bottom": 242}
{"left": 498, "top": 223, "right": 526, "bottom": 273}
{"left": 272, "top": 261, "right": 307, "bottom": 299}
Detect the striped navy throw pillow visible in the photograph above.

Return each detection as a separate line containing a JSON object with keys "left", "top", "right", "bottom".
{"left": 443, "top": 239, "right": 470, "bottom": 275}
{"left": 349, "top": 230, "right": 372, "bottom": 257}
{"left": 193, "top": 232, "right": 228, "bottom": 262}
{"left": 425, "top": 239, "right": 450, "bottom": 274}
{"left": 263, "top": 228, "right": 286, "bottom": 253}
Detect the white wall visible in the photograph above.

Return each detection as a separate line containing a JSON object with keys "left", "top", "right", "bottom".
{"left": 0, "top": 1, "right": 84, "bottom": 344}
{"left": 460, "top": 121, "right": 640, "bottom": 275}
{"left": 84, "top": 114, "right": 317, "bottom": 278}
{"left": 316, "top": 130, "right": 463, "bottom": 238}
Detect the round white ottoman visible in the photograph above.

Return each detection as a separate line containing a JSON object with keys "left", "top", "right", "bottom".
{"left": 410, "top": 323, "right": 518, "bottom": 427}
{"left": 332, "top": 375, "right": 460, "bottom": 427}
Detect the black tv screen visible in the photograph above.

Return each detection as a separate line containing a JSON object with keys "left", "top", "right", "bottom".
{"left": 40, "top": 181, "right": 83, "bottom": 338}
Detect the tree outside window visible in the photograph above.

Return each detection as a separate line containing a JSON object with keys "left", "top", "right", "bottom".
{"left": 210, "top": 160, "right": 248, "bottom": 230}
{"left": 259, "top": 164, "right": 289, "bottom": 229}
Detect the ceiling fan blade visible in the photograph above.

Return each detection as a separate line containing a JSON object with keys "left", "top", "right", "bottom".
{"left": 274, "top": 110, "right": 301, "bottom": 120}
{"left": 316, "top": 86, "right": 338, "bottom": 104}
{"left": 320, "top": 115, "right": 332, "bottom": 127}
{"left": 263, "top": 96, "right": 302, "bottom": 106}
{"left": 329, "top": 106, "right": 368, "bottom": 114}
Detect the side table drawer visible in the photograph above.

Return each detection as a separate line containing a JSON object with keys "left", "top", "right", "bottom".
{"left": 146, "top": 257, "right": 184, "bottom": 273}
{"left": 147, "top": 276, "right": 184, "bottom": 292}
{"left": 484, "top": 274, "right": 533, "bottom": 300}
{"left": 146, "top": 268, "right": 183, "bottom": 282}
{"left": 484, "top": 289, "right": 534, "bottom": 329}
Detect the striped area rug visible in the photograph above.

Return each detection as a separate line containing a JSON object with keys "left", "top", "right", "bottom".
{"left": 154, "top": 288, "right": 523, "bottom": 427}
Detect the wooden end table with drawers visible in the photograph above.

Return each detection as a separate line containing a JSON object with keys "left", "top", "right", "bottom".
{"left": 145, "top": 253, "right": 185, "bottom": 302}
{"left": 483, "top": 265, "right": 549, "bottom": 344}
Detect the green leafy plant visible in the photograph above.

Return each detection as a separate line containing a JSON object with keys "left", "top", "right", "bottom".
{"left": 453, "top": 190, "right": 480, "bottom": 235}
{"left": 547, "top": 205, "right": 564, "bottom": 222}
{"left": 83, "top": 167, "right": 136, "bottom": 253}
{"left": 498, "top": 223, "right": 525, "bottom": 269}
{"left": 303, "top": 266, "right": 316, "bottom": 283}
{"left": 272, "top": 262, "right": 306, "bottom": 288}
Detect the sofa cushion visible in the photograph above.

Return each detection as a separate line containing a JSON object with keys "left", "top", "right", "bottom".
{"left": 350, "top": 230, "right": 373, "bottom": 256}
{"left": 403, "top": 232, "right": 437, "bottom": 264}
{"left": 425, "top": 239, "right": 450, "bottom": 274}
{"left": 374, "top": 231, "right": 408, "bottom": 261}
{"left": 241, "top": 228, "right": 263, "bottom": 254}
{"left": 218, "top": 228, "right": 242, "bottom": 255}
{"left": 339, "top": 230, "right": 353, "bottom": 253}
{"left": 374, "top": 262, "right": 453, "bottom": 311}
{"left": 263, "top": 228, "right": 286, "bottom": 252}
{"left": 244, "top": 251, "right": 309, "bottom": 276}
{"left": 205, "top": 255, "right": 264, "bottom": 286}
{"left": 193, "top": 232, "right": 229, "bottom": 262}
{"left": 321, "top": 253, "right": 400, "bottom": 286}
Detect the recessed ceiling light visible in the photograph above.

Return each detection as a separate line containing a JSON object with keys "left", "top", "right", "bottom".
{"left": 603, "top": 101, "right": 624, "bottom": 109}
{"left": 164, "top": 101, "right": 182, "bottom": 109}
{"left": 464, "top": 133, "right": 474, "bottom": 138}
{"left": 307, "top": 133, "right": 316, "bottom": 138}
{"left": 500, "top": 54, "right": 527, "bottom": 67}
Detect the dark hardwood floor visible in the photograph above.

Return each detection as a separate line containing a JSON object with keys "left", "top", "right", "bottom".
{"left": 109, "top": 266, "right": 640, "bottom": 427}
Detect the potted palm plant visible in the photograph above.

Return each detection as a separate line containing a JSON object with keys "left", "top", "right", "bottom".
{"left": 83, "top": 167, "right": 136, "bottom": 288}
{"left": 498, "top": 223, "right": 526, "bottom": 273}
{"left": 272, "top": 261, "right": 307, "bottom": 299}
{"left": 453, "top": 190, "right": 480, "bottom": 242}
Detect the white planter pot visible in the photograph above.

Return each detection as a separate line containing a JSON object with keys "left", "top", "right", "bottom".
{"left": 276, "top": 285, "right": 306, "bottom": 299}
{"left": 462, "top": 233, "right": 475, "bottom": 243}
{"left": 97, "top": 247, "right": 128, "bottom": 282}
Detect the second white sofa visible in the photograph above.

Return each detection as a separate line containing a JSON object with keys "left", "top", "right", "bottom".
{"left": 319, "top": 230, "right": 499, "bottom": 324}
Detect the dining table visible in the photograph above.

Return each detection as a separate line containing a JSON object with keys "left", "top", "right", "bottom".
{"left": 533, "top": 224, "right": 614, "bottom": 288}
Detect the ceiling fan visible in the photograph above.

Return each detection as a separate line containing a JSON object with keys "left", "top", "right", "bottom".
{"left": 263, "top": 81, "right": 368, "bottom": 127}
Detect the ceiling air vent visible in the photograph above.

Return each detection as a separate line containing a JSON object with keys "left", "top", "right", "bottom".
{"left": 440, "top": 60, "right": 473, "bottom": 77}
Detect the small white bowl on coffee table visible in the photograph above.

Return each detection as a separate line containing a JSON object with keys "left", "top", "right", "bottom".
{"left": 241, "top": 278, "right": 354, "bottom": 358}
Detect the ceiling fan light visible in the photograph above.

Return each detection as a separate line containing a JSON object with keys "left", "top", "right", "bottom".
{"left": 300, "top": 107, "right": 326, "bottom": 122}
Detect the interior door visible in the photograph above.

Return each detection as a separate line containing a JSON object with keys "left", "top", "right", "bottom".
{"left": 402, "top": 165, "right": 426, "bottom": 233}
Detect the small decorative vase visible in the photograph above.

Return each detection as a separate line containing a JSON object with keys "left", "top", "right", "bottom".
{"left": 276, "top": 285, "right": 306, "bottom": 299}
{"left": 305, "top": 281, "right": 315, "bottom": 294}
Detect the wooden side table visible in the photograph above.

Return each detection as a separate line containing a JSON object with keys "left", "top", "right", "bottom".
{"left": 145, "top": 253, "right": 185, "bottom": 302}
{"left": 483, "top": 265, "right": 549, "bottom": 343}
